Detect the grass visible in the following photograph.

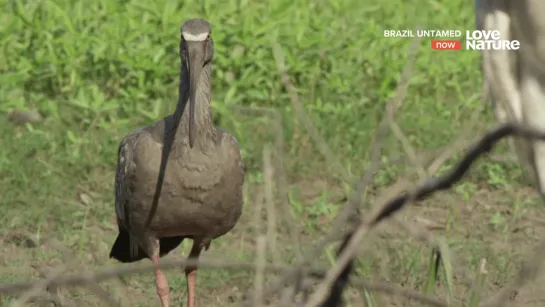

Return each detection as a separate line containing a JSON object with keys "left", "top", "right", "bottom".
{"left": 2, "top": 0, "right": 545, "bottom": 306}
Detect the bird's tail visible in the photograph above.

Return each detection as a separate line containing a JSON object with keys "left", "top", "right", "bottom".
{"left": 109, "top": 228, "right": 185, "bottom": 263}
{"left": 109, "top": 228, "right": 147, "bottom": 263}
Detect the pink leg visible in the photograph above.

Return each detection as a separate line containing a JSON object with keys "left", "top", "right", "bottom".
{"left": 185, "top": 241, "right": 204, "bottom": 307}
{"left": 152, "top": 254, "right": 170, "bottom": 307}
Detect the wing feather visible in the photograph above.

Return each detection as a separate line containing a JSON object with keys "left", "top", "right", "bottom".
{"left": 115, "top": 131, "right": 147, "bottom": 258}
{"left": 114, "top": 131, "right": 141, "bottom": 232}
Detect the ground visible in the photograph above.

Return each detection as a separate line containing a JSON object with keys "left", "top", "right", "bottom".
{"left": 2, "top": 0, "right": 545, "bottom": 306}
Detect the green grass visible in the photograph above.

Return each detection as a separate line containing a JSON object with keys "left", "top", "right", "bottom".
{"left": 1, "top": 0, "right": 544, "bottom": 306}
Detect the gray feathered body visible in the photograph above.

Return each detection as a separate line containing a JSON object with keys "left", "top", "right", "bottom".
{"left": 110, "top": 116, "right": 244, "bottom": 262}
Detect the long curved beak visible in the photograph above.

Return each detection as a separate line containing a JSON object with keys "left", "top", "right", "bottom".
{"left": 185, "top": 42, "right": 205, "bottom": 148}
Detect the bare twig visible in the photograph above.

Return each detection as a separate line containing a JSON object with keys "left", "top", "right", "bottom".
{"left": 254, "top": 236, "right": 267, "bottom": 307}
{"left": 385, "top": 77, "right": 426, "bottom": 178}
{"left": 234, "top": 106, "right": 306, "bottom": 305}
{"left": 32, "top": 264, "right": 72, "bottom": 307}
{"left": 53, "top": 239, "right": 121, "bottom": 307}
{"left": 309, "top": 30, "right": 423, "bottom": 307}
{"left": 263, "top": 144, "right": 279, "bottom": 264}
{"left": 265, "top": 33, "right": 420, "bottom": 300}
{"left": 253, "top": 180, "right": 265, "bottom": 235}
{"left": 270, "top": 109, "right": 304, "bottom": 260}
{"left": 10, "top": 265, "right": 68, "bottom": 307}
{"left": 308, "top": 225, "right": 369, "bottom": 307}
{"left": 425, "top": 94, "right": 485, "bottom": 176}
{"left": 272, "top": 42, "right": 349, "bottom": 183}
{"left": 389, "top": 117, "right": 426, "bottom": 178}
{"left": 0, "top": 258, "right": 307, "bottom": 295}
{"left": 0, "top": 255, "right": 448, "bottom": 307}
{"left": 271, "top": 108, "right": 305, "bottom": 302}
{"left": 232, "top": 106, "right": 303, "bottom": 260}
{"left": 12, "top": 239, "right": 119, "bottom": 307}
{"left": 312, "top": 122, "right": 545, "bottom": 307}
{"left": 349, "top": 279, "right": 447, "bottom": 307}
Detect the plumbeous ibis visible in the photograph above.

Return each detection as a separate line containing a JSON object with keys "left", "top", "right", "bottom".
{"left": 109, "top": 19, "right": 244, "bottom": 307}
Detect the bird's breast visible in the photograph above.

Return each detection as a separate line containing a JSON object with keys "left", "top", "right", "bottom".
{"left": 130, "top": 135, "right": 244, "bottom": 237}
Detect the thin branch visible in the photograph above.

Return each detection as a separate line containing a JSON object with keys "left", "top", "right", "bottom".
{"left": 349, "top": 279, "right": 447, "bottom": 307}
{"left": 12, "top": 239, "right": 119, "bottom": 307}
{"left": 311, "top": 29, "right": 423, "bottom": 307}
{"left": 388, "top": 117, "right": 426, "bottom": 178}
{"left": 10, "top": 265, "right": 68, "bottom": 307}
{"left": 0, "top": 255, "right": 448, "bottom": 307}
{"left": 272, "top": 41, "right": 349, "bottom": 183}
{"left": 425, "top": 94, "right": 485, "bottom": 176}
{"left": 264, "top": 32, "right": 420, "bottom": 300}
{"left": 312, "top": 122, "right": 545, "bottom": 307}
{"left": 232, "top": 106, "right": 303, "bottom": 262}
{"left": 263, "top": 144, "right": 279, "bottom": 264}
{"left": 254, "top": 236, "right": 267, "bottom": 307}
{"left": 0, "top": 258, "right": 308, "bottom": 295}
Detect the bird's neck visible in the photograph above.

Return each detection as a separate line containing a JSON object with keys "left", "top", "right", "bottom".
{"left": 175, "top": 64, "right": 215, "bottom": 147}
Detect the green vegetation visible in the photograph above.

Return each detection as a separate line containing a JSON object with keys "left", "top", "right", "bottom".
{"left": 1, "top": 0, "right": 543, "bottom": 306}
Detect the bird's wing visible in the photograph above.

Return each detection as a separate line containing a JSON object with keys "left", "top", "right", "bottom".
{"left": 114, "top": 130, "right": 143, "bottom": 232}
{"left": 219, "top": 130, "right": 244, "bottom": 173}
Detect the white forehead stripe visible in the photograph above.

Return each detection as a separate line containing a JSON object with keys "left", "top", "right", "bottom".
{"left": 182, "top": 31, "right": 209, "bottom": 41}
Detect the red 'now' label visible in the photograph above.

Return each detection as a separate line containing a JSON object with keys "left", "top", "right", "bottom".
{"left": 431, "top": 40, "right": 461, "bottom": 50}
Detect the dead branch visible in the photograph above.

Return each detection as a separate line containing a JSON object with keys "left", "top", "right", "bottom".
{"left": 349, "top": 279, "right": 447, "bottom": 307}
{"left": 264, "top": 31, "right": 421, "bottom": 301}
{"left": 0, "top": 255, "right": 452, "bottom": 307}
{"left": 0, "top": 258, "right": 313, "bottom": 295}
{"left": 304, "top": 30, "right": 423, "bottom": 307}
{"left": 10, "top": 264, "right": 68, "bottom": 307}
{"left": 232, "top": 106, "right": 304, "bottom": 260}
{"left": 313, "top": 122, "right": 545, "bottom": 307}
{"left": 263, "top": 144, "right": 279, "bottom": 264}
{"left": 271, "top": 42, "right": 350, "bottom": 183}
{"left": 254, "top": 236, "right": 267, "bottom": 307}
{"left": 425, "top": 92, "right": 485, "bottom": 176}
{"left": 11, "top": 238, "right": 119, "bottom": 307}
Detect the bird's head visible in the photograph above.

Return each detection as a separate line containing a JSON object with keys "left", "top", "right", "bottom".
{"left": 180, "top": 19, "right": 214, "bottom": 148}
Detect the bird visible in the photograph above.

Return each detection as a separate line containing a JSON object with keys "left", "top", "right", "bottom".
{"left": 108, "top": 18, "right": 244, "bottom": 307}
{"left": 476, "top": 0, "right": 545, "bottom": 197}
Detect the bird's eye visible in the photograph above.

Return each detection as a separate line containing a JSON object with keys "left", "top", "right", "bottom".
{"left": 206, "top": 34, "right": 211, "bottom": 40}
